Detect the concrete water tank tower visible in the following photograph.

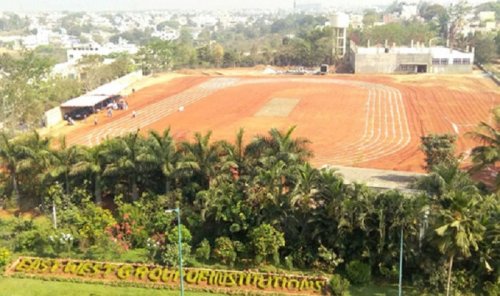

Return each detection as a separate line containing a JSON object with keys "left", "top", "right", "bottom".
{"left": 331, "top": 12, "right": 350, "bottom": 58}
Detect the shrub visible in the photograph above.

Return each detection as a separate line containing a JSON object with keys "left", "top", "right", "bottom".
{"left": 317, "top": 244, "right": 344, "bottom": 272}
{"left": 195, "top": 239, "right": 211, "bottom": 262}
{"left": 162, "top": 225, "right": 192, "bottom": 266}
{"left": 249, "top": 224, "right": 285, "bottom": 265}
{"left": 83, "top": 236, "right": 122, "bottom": 261}
{"left": 345, "top": 260, "right": 371, "bottom": 285}
{"left": 483, "top": 281, "right": 500, "bottom": 296}
{"left": 162, "top": 243, "right": 192, "bottom": 266}
{"left": 0, "top": 247, "right": 11, "bottom": 267}
{"left": 329, "top": 274, "right": 350, "bottom": 296}
{"left": 213, "top": 236, "right": 236, "bottom": 266}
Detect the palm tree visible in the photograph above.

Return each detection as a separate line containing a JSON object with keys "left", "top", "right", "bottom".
{"left": 48, "top": 136, "right": 84, "bottom": 195}
{"left": 220, "top": 128, "right": 248, "bottom": 179}
{"left": 433, "top": 190, "right": 486, "bottom": 296}
{"left": 71, "top": 145, "right": 106, "bottom": 204}
{"left": 290, "top": 163, "right": 320, "bottom": 208}
{"left": 466, "top": 108, "right": 500, "bottom": 192}
{"left": 181, "top": 131, "right": 223, "bottom": 189}
{"left": 245, "top": 126, "right": 312, "bottom": 165}
{"left": 0, "top": 132, "right": 20, "bottom": 202}
{"left": 415, "top": 163, "right": 477, "bottom": 199}
{"left": 142, "top": 129, "right": 182, "bottom": 194}
{"left": 102, "top": 131, "right": 147, "bottom": 201}
{"left": 1, "top": 131, "right": 52, "bottom": 206}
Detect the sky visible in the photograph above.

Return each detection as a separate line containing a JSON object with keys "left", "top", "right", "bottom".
{"left": 0, "top": 0, "right": 488, "bottom": 12}
{"left": 0, "top": 0, "right": 404, "bottom": 12}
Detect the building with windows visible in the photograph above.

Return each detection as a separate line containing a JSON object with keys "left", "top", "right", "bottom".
{"left": 348, "top": 42, "right": 474, "bottom": 74}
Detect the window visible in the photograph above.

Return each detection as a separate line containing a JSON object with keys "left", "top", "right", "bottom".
{"left": 462, "top": 58, "right": 471, "bottom": 64}
{"left": 399, "top": 65, "right": 416, "bottom": 72}
{"left": 453, "top": 58, "right": 462, "bottom": 64}
{"left": 432, "top": 58, "right": 448, "bottom": 65}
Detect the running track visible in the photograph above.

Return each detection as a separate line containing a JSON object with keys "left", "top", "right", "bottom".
{"left": 68, "top": 77, "right": 412, "bottom": 167}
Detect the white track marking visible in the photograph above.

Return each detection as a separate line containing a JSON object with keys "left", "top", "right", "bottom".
{"left": 72, "top": 77, "right": 412, "bottom": 166}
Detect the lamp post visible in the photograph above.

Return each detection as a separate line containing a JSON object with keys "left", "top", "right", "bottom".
{"left": 398, "top": 227, "right": 403, "bottom": 296}
{"left": 165, "top": 208, "right": 184, "bottom": 296}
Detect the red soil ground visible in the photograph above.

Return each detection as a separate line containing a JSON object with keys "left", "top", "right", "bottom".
{"left": 63, "top": 73, "right": 499, "bottom": 173}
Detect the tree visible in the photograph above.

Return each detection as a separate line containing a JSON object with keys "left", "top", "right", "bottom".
{"left": 363, "top": 9, "right": 381, "bottom": 27}
{"left": 136, "top": 39, "right": 175, "bottom": 74}
{"left": 0, "top": 51, "right": 53, "bottom": 130}
{"left": 447, "top": 1, "right": 471, "bottom": 49}
{"left": 466, "top": 108, "right": 500, "bottom": 192}
{"left": 415, "top": 163, "right": 478, "bottom": 199}
{"left": 70, "top": 145, "right": 106, "bottom": 204}
{"left": 142, "top": 129, "right": 182, "bottom": 194}
{"left": 420, "top": 3, "right": 447, "bottom": 22}
{"left": 249, "top": 224, "right": 285, "bottom": 265}
{"left": 421, "top": 134, "right": 457, "bottom": 171}
{"left": 0, "top": 131, "right": 52, "bottom": 207}
{"left": 433, "top": 191, "right": 485, "bottom": 296}
{"left": 0, "top": 132, "right": 21, "bottom": 202}
{"left": 48, "top": 136, "right": 83, "bottom": 195}
{"left": 101, "top": 132, "right": 147, "bottom": 201}
{"left": 181, "top": 132, "right": 223, "bottom": 189}
{"left": 246, "top": 126, "right": 312, "bottom": 166}
{"left": 290, "top": 163, "right": 320, "bottom": 208}
{"left": 210, "top": 43, "right": 224, "bottom": 68}
{"left": 473, "top": 34, "right": 497, "bottom": 64}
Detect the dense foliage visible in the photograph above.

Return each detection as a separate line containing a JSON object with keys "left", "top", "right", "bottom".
{"left": 0, "top": 51, "right": 136, "bottom": 130}
{"left": 0, "top": 125, "right": 498, "bottom": 295}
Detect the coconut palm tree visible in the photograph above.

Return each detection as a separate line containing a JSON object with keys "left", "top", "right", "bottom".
{"left": 415, "top": 163, "right": 477, "bottom": 199}
{"left": 466, "top": 108, "right": 500, "bottom": 192}
{"left": 433, "top": 190, "right": 486, "bottom": 296}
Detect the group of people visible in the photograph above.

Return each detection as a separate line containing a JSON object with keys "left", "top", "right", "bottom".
{"left": 67, "top": 89, "right": 144, "bottom": 127}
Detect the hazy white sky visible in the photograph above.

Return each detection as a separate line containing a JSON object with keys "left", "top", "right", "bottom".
{"left": 0, "top": 0, "right": 403, "bottom": 12}
{"left": 0, "top": 0, "right": 485, "bottom": 11}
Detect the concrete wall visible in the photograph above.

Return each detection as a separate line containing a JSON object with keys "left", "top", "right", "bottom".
{"left": 430, "top": 64, "right": 472, "bottom": 74}
{"left": 352, "top": 51, "right": 472, "bottom": 74}
{"left": 43, "top": 106, "right": 63, "bottom": 127}
{"left": 353, "top": 53, "right": 398, "bottom": 73}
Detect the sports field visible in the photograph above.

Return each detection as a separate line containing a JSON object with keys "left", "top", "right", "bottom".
{"left": 63, "top": 72, "right": 499, "bottom": 173}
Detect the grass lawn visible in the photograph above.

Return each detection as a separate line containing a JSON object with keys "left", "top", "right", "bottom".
{"left": 349, "top": 284, "right": 421, "bottom": 296}
{"left": 0, "top": 277, "right": 224, "bottom": 296}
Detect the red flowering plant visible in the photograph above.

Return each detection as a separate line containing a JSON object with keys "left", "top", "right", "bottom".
{"left": 109, "top": 197, "right": 150, "bottom": 249}
{"left": 105, "top": 213, "right": 134, "bottom": 250}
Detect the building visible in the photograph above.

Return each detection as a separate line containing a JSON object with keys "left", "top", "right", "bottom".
{"left": 478, "top": 11, "right": 495, "bottom": 22}
{"left": 349, "top": 42, "right": 474, "bottom": 74}
{"left": 67, "top": 40, "right": 138, "bottom": 62}
{"left": 400, "top": 3, "right": 418, "bottom": 20}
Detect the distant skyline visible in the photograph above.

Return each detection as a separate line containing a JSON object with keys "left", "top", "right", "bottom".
{"left": 0, "top": 0, "right": 489, "bottom": 12}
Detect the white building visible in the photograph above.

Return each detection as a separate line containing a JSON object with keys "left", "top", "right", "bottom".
{"left": 478, "top": 11, "right": 495, "bottom": 22}
{"left": 67, "top": 39, "right": 138, "bottom": 62}
{"left": 151, "top": 29, "right": 179, "bottom": 41}
{"left": 400, "top": 3, "right": 418, "bottom": 20}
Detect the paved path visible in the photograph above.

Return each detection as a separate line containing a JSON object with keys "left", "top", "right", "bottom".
{"left": 327, "top": 165, "right": 425, "bottom": 191}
